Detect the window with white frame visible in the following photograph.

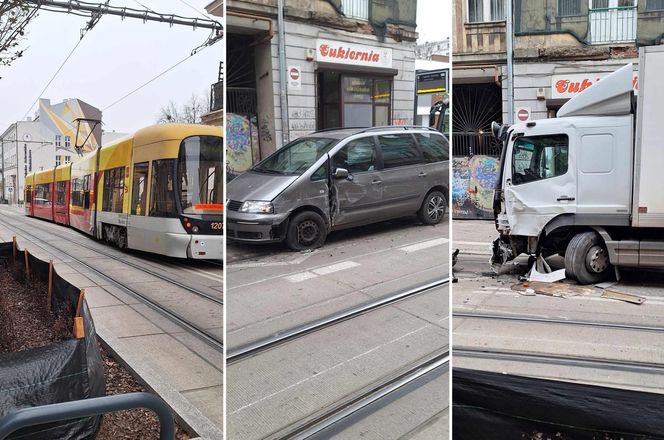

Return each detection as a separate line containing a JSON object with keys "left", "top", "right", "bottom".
{"left": 65, "top": 155, "right": 71, "bottom": 164}
{"left": 468, "top": 0, "right": 504, "bottom": 22}
{"left": 55, "top": 135, "right": 61, "bottom": 146}
{"left": 558, "top": 0, "right": 581, "bottom": 16}
{"left": 64, "top": 136, "right": 71, "bottom": 148}
{"left": 341, "top": 0, "right": 369, "bottom": 20}
{"left": 55, "top": 155, "right": 61, "bottom": 166}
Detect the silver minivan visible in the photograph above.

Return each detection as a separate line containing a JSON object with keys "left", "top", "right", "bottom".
{"left": 226, "top": 126, "right": 449, "bottom": 250}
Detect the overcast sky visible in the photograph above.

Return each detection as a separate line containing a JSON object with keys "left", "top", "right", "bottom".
{"left": 417, "top": 0, "right": 452, "bottom": 44}
{"left": 0, "top": 0, "right": 222, "bottom": 135}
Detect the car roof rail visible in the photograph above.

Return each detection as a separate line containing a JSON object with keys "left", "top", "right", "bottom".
{"left": 355, "top": 125, "right": 440, "bottom": 134}
{"left": 312, "top": 126, "right": 368, "bottom": 133}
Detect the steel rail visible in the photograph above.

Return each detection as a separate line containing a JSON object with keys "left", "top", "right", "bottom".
{"left": 280, "top": 350, "right": 449, "bottom": 440}
{"left": 0, "top": 216, "right": 223, "bottom": 352}
{"left": 3, "top": 211, "right": 223, "bottom": 306}
{"left": 227, "top": 278, "right": 449, "bottom": 363}
{"left": 454, "top": 346, "right": 664, "bottom": 374}
{"left": 454, "top": 311, "right": 664, "bottom": 334}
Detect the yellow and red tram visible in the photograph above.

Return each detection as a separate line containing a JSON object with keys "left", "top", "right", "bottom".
{"left": 24, "top": 124, "right": 223, "bottom": 260}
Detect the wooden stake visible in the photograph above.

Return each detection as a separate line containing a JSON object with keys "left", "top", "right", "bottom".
{"left": 12, "top": 235, "right": 16, "bottom": 259}
{"left": 23, "top": 249, "right": 29, "bottom": 281}
{"left": 47, "top": 260, "right": 53, "bottom": 310}
{"left": 73, "top": 288, "right": 86, "bottom": 339}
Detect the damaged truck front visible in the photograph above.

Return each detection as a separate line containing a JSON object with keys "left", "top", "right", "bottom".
{"left": 491, "top": 46, "right": 664, "bottom": 284}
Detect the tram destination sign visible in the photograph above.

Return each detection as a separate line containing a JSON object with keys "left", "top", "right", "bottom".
{"left": 315, "top": 39, "right": 393, "bottom": 69}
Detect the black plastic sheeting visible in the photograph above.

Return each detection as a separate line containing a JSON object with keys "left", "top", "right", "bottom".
{"left": 454, "top": 368, "right": 664, "bottom": 440}
{"left": 0, "top": 242, "right": 105, "bottom": 440}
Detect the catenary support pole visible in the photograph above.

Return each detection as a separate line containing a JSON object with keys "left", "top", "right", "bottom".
{"left": 277, "top": 0, "right": 290, "bottom": 146}
{"left": 505, "top": 0, "right": 514, "bottom": 125}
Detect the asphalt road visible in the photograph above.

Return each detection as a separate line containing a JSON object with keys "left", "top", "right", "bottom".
{"left": 227, "top": 216, "right": 450, "bottom": 439}
{"left": 453, "top": 219, "right": 664, "bottom": 393}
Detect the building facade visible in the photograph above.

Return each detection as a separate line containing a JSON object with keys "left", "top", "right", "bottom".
{"left": 0, "top": 98, "right": 103, "bottom": 204}
{"left": 202, "top": 0, "right": 224, "bottom": 127}
{"left": 452, "top": 0, "right": 664, "bottom": 219}
{"left": 226, "top": 0, "right": 418, "bottom": 178}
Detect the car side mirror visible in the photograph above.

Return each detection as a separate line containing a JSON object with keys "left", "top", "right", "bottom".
{"left": 333, "top": 168, "right": 350, "bottom": 179}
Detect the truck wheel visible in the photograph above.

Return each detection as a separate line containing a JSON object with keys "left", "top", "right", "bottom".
{"left": 285, "top": 211, "right": 327, "bottom": 251}
{"left": 565, "top": 231, "right": 612, "bottom": 285}
{"left": 418, "top": 190, "right": 447, "bottom": 225}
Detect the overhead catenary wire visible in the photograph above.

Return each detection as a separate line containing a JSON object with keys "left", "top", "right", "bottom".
{"left": 101, "top": 42, "right": 211, "bottom": 112}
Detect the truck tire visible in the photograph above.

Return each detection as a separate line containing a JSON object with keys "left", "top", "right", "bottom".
{"left": 418, "top": 190, "right": 447, "bottom": 225}
{"left": 285, "top": 211, "right": 327, "bottom": 251}
{"left": 565, "top": 231, "right": 612, "bottom": 285}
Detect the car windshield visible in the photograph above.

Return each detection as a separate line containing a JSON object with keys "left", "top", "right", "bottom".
{"left": 178, "top": 135, "right": 223, "bottom": 215}
{"left": 253, "top": 137, "right": 338, "bottom": 175}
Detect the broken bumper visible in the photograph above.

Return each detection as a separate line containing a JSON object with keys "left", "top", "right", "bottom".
{"left": 226, "top": 210, "right": 289, "bottom": 243}
{"left": 491, "top": 235, "right": 515, "bottom": 273}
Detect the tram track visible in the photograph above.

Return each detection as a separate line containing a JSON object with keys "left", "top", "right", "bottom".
{"left": 0, "top": 215, "right": 224, "bottom": 352}
{"left": 453, "top": 310, "right": 664, "bottom": 334}
{"left": 227, "top": 277, "right": 449, "bottom": 363}
{"left": 0, "top": 210, "right": 223, "bottom": 305}
{"left": 277, "top": 349, "right": 449, "bottom": 440}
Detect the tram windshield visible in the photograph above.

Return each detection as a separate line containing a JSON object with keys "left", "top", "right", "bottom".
{"left": 178, "top": 135, "right": 223, "bottom": 215}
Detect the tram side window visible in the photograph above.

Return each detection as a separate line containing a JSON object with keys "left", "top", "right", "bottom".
{"left": 83, "top": 175, "right": 91, "bottom": 209}
{"left": 102, "top": 167, "right": 125, "bottom": 213}
{"left": 72, "top": 176, "right": 89, "bottom": 208}
{"left": 55, "top": 181, "right": 66, "bottom": 205}
{"left": 132, "top": 162, "right": 149, "bottom": 215}
{"left": 35, "top": 184, "right": 50, "bottom": 205}
{"left": 149, "top": 159, "right": 177, "bottom": 218}
{"left": 25, "top": 186, "right": 32, "bottom": 205}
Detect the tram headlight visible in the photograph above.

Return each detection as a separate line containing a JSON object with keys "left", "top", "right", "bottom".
{"left": 240, "top": 201, "right": 274, "bottom": 214}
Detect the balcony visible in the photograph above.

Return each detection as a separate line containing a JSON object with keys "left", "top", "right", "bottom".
{"left": 210, "top": 80, "right": 223, "bottom": 112}
{"left": 588, "top": 5, "right": 637, "bottom": 44}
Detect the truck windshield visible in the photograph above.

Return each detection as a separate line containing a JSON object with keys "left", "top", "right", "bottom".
{"left": 511, "top": 134, "right": 568, "bottom": 185}
{"left": 253, "top": 137, "right": 338, "bottom": 175}
{"left": 178, "top": 135, "right": 223, "bottom": 215}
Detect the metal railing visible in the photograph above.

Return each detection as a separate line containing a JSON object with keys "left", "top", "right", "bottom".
{"left": 0, "top": 393, "right": 175, "bottom": 440}
{"left": 588, "top": 6, "right": 637, "bottom": 44}
{"left": 452, "top": 132, "right": 503, "bottom": 157}
{"left": 341, "top": 0, "right": 369, "bottom": 20}
{"left": 227, "top": 87, "right": 257, "bottom": 115}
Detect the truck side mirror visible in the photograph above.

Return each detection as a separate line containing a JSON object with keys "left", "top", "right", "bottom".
{"left": 333, "top": 168, "right": 350, "bottom": 179}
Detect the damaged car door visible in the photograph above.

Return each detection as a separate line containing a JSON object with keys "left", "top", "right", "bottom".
{"left": 330, "top": 137, "right": 384, "bottom": 227}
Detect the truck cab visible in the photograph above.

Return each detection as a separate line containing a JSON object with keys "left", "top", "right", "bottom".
{"left": 492, "top": 47, "right": 664, "bottom": 284}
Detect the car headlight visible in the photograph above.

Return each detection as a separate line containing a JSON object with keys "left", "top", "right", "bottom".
{"left": 240, "top": 201, "right": 274, "bottom": 214}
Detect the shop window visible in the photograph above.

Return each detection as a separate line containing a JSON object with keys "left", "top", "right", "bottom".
{"left": 415, "top": 133, "right": 449, "bottom": 162}
{"left": 332, "top": 138, "right": 377, "bottom": 174}
{"left": 647, "top": 0, "right": 664, "bottom": 10}
{"left": 468, "top": 0, "right": 504, "bottom": 22}
{"left": 149, "top": 159, "right": 177, "bottom": 218}
{"left": 131, "top": 162, "right": 149, "bottom": 215}
{"left": 102, "top": 166, "right": 125, "bottom": 213}
{"left": 340, "top": 76, "right": 392, "bottom": 128}
{"left": 377, "top": 134, "right": 423, "bottom": 169}
{"left": 512, "top": 135, "right": 569, "bottom": 185}
{"left": 558, "top": 0, "right": 581, "bottom": 16}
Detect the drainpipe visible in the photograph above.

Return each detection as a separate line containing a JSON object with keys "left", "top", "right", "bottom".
{"left": 277, "top": 0, "right": 290, "bottom": 145}
{"left": 505, "top": 0, "right": 514, "bottom": 125}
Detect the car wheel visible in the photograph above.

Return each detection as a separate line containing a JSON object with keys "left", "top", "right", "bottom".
{"left": 564, "top": 231, "right": 612, "bottom": 285}
{"left": 418, "top": 190, "right": 447, "bottom": 225}
{"left": 285, "top": 211, "right": 327, "bottom": 251}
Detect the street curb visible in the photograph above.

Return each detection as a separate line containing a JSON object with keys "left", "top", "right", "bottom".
{"left": 95, "top": 323, "right": 224, "bottom": 440}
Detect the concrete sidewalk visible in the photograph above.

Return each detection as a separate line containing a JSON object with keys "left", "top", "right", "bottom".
{"left": 0, "top": 212, "right": 223, "bottom": 439}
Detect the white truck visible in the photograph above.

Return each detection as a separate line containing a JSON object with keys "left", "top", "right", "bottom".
{"left": 491, "top": 46, "right": 664, "bottom": 284}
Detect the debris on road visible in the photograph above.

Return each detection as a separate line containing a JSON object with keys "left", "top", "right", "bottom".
{"left": 512, "top": 281, "right": 596, "bottom": 298}
{"left": 600, "top": 290, "right": 646, "bottom": 305}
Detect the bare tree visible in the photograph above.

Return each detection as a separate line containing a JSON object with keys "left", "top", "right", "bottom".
{"left": 0, "top": 1, "right": 38, "bottom": 75}
{"left": 157, "top": 93, "right": 209, "bottom": 124}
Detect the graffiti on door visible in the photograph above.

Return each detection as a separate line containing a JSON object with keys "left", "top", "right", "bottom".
{"left": 453, "top": 156, "right": 500, "bottom": 219}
